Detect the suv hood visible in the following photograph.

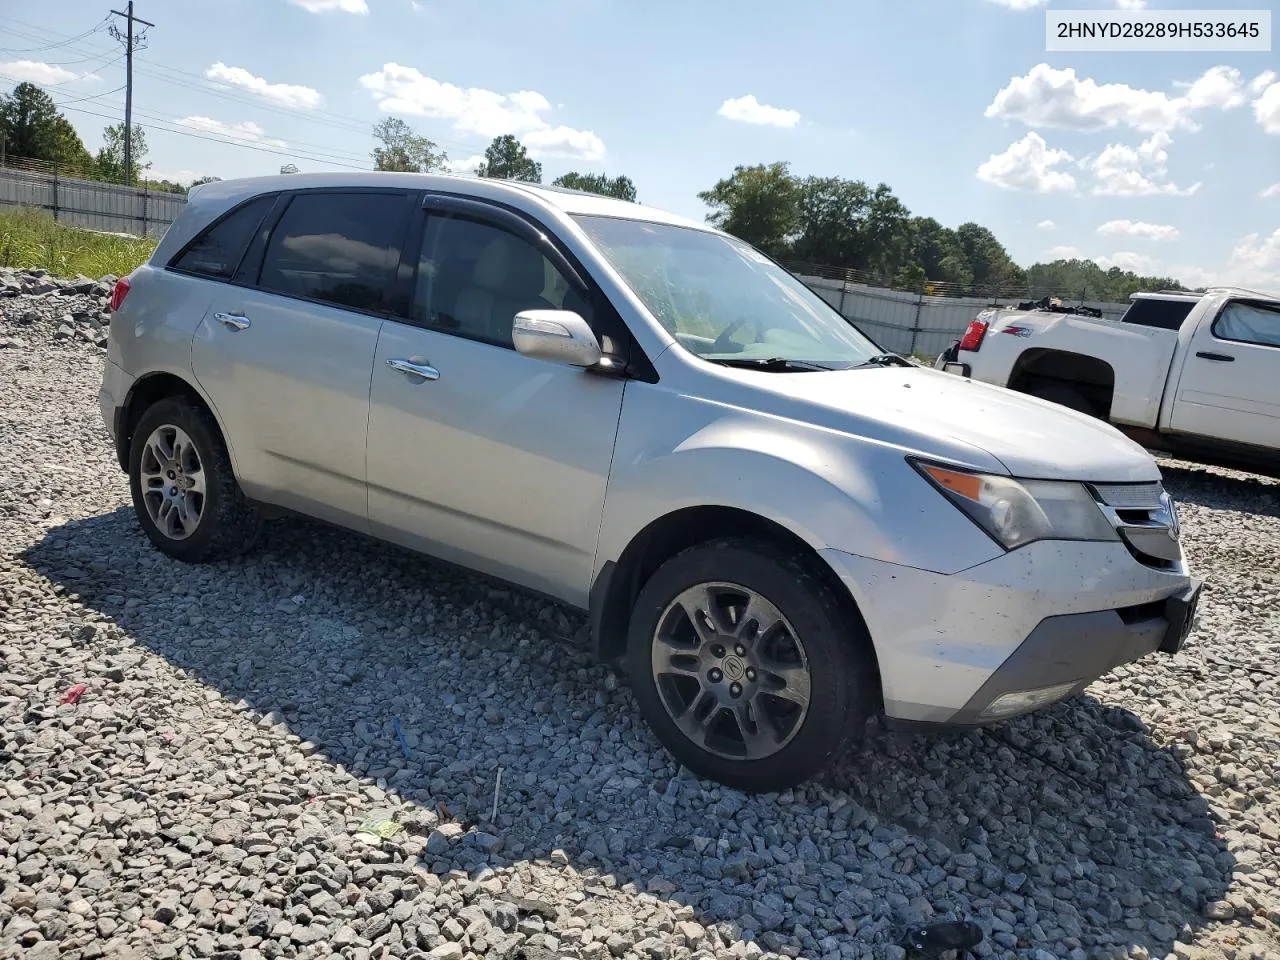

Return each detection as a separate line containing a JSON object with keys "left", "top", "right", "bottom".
{"left": 733, "top": 364, "right": 1160, "bottom": 483}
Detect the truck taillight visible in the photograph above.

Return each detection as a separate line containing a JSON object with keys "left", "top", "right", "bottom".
{"left": 958, "top": 319, "right": 988, "bottom": 351}
{"left": 109, "top": 276, "right": 131, "bottom": 312}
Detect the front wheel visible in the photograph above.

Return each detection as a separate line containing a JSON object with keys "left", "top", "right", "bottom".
{"left": 626, "top": 538, "right": 879, "bottom": 792}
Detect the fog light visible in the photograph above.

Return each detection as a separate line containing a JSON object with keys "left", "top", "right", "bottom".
{"left": 979, "top": 681, "right": 1077, "bottom": 720}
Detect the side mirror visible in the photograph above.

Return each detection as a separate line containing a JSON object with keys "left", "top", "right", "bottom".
{"left": 512, "top": 310, "right": 603, "bottom": 368}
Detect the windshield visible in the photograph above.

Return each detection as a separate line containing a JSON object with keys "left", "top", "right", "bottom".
{"left": 574, "top": 215, "right": 881, "bottom": 368}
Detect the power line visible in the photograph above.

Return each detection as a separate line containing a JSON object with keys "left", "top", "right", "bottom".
{"left": 0, "top": 14, "right": 486, "bottom": 158}
{"left": 3, "top": 72, "right": 377, "bottom": 169}
{"left": 0, "top": 15, "right": 111, "bottom": 55}
{"left": 0, "top": 73, "right": 124, "bottom": 106}
{"left": 53, "top": 102, "right": 370, "bottom": 171}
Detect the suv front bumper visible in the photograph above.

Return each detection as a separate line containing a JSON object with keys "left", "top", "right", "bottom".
{"left": 820, "top": 540, "right": 1199, "bottom": 727}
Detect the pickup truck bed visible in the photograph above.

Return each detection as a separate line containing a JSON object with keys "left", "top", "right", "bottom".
{"left": 934, "top": 289, "right": 1280, "bottom": 478}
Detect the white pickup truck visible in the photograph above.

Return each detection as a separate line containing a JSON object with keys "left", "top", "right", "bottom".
{"left": 933, "top": 288, "right": 1280, "bottom": 478}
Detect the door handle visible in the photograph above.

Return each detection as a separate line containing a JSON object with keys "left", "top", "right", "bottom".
{"left": 386, "top": 357, "right": 440, "bottom": 381}
{"left": 214, "top": 312, "right": 250, "bottom": 331}
{"left": 1195, "top": 351, "right": 1234, "bottom": 362}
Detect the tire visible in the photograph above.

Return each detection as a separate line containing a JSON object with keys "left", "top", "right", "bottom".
{"left": 128, "top": 397, "right": 262, "bottom": 562}
{"left": 1026, "top": 381, "right": 1098, "bottom": 417}
{"left": 625, "top": 537, "right": 879, "bottom": 793}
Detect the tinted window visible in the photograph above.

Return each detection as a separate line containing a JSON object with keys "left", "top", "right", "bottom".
{"left": 1213, "top": 301, "right": 1280, "bottom": 348}
{"left": 1119, "top": 298, "right": 1195, "bottom": 331}
{"left": 412, "top": 214, "right": 591, "bottom": 348}
{"left": 171, "top": 195, "right": 274, "bottom": 279}
{"left": 258, "top": 192, "right": 410, "bottom": 312}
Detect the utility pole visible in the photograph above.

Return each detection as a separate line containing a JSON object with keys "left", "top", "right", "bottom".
{"left": 109, "top": 2, "right": 153, "bottom": 185}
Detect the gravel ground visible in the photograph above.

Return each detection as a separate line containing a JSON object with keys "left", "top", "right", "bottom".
{"left": 2, "top": 266, "right": 1279, "bottom": 960}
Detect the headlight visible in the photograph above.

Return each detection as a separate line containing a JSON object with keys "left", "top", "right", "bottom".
{"left": 914, "top": 461, "right": 1117, "bottom": 550}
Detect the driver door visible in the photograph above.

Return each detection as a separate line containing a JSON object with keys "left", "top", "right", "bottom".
{"left": 365, "top": 199, "right": 627, "bottom": 607}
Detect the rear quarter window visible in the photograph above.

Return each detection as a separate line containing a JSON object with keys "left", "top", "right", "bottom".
{"left": 1119, "top": 298, "right": 1196, "bottom": 331}
{"left": 170, "top": 195, "right": 276, "bottom": 280}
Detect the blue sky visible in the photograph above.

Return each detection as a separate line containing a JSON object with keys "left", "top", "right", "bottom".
{"left": 2, "top": 0, "right": 1277, "bottom": 288}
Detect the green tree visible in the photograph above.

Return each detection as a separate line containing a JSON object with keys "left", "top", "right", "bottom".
{"left": 1025, "top": 258, "right": 1185, "bottom": 301}
{"left": 552, "top": 171, "right": 637, "bottom": 201}
{"left": 697, "top": 161, "right": 800, "bottom": 258}
{"left": 907, "top": 217, "right": 973, "bottom": 287}
{"left": 791, "top": 176, "right": 871, "bottom": 267}
{"left": 95, "top": 121, "right": 147, "bottom": 184}
{"left": 789, "top": 177, "right": 913, "bottom": 278}
{"left": 476, "top": 134, "right": 541, "bottom": 182}
{"left": 371, "top": 117, "right": 447, "bottom": 172}
{"left": 0, "top": 82, "right": 93, "bottom": 173}
{"left": 192, "top": 175, "right": 222, "bottom": 185}
{"left": 955, "top": 222, "right": 1025, "bottom": 293}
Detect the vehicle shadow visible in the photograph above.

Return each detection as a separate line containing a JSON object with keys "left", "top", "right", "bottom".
{"left": 1158, "top": 460, "right": 1280, "bottom": 519}
{"left": 20, "top": 507, "right": 1236, "bottom": 959}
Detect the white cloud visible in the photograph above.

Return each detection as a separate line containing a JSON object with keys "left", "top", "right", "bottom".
{"left": 177, "top": 116, "right": 287, "bottom": 149}
{"left": 1262, "top": 183, "right": 1280, "bottom": 199}
{"left": 1042, "top": 245, "right": 1085, "bottom": 260}
{"left": 523, "top": 125, "right": 605, "bottom": 161}
{"left": 205, "top": 63, "right": 323, "bottom": 110}
{"left": 1096, "top": 251, "right": 1163, "bottom": 273}
{"left": 1037, "top": 219, "right": 1056, "bottom": 230}
{"left": 1251, "top": 71, "right": 1277, "bottom": 96}
{"left": 717, "top": 94, "right": 801, "bottom": 128}
{"left": 1097, "top": 219, "right": 1180, "bottom": 241}
{"left": 986, "top": 63, "right": 1246, "bottom": 134}
{"left": 1226, "top": 230, "right": 1280, "bottom": 290}
{"left": 1115, "top": 0, "right": 1146, "bottom": 7}
{"left": 443, "top": 154, "right": 484, "bottom": 175}
{"left": 1044, "top": 233, "right": 1280, "bottom": 292}
{"left": 288, "top": 0, "right": 368, "bottom": 12}
{"left": 1090, "top": 132, "right": 1200, "bottom": 197}
{"left": 146, "top": 169, "right": 205, "bottom": 185}
{"left": 1254, "top": 78, "right": 1280, "bottom": 134}
{"left": 358, "top": 63, "right": 606, "bottom": 161}
{"left": 0, "top": 60, "right": 91, "bottom": 86}
{"left": 985, "top": 0, "right": 1047, "bottom": 8}
{"left": 976, "top": 132, "right": 1076, "bottom": 192}
{"left": 1175, "top": 66, "right": 1246, "bottom": 110}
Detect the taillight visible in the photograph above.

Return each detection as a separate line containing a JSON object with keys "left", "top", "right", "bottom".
{"left": 957, "top": 319, "right": 988, "bottom": 352}
{"left": 109, "top": 276, "right": 132, "bottom": 312}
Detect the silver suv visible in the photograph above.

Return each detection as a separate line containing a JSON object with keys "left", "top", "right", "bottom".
{"left": 100, "top": 173, "right": 1200, "bottom": 792}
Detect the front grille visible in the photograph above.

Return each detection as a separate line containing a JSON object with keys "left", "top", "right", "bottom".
{"left": 1090, "top": 481, "right": 1165, "bottom": 509}
{"left": 1089, "top": 482, "right": 1181, "bottom": 569}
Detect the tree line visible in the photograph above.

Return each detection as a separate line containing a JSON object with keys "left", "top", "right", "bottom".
{"left": 3, "top": 79, "right": 1191, "bottom": 300}
{"left": 0, "top": 82, "right": 206, "bottom": 195}
{"left": 369, "top": 118, "right": 637, "bottom": 202}
{"left": 697, "top": 161, "right": 1187, "bottom": 300}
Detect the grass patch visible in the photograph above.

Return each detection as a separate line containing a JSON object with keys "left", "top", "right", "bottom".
{"left": 0, "top": 207, "right": 156, "bottom": 280}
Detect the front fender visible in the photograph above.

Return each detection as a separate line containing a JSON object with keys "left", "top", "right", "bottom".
{"left": 595, "top": 390, "right": 1003, "bottom": 582}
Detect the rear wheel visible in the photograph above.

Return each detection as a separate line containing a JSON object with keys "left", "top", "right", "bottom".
{"left": 1025, "top": 381, "right": 1098, "bottom": 417}
{"left": 128, "top": 397, "right": 261, "bottom": 562}
{"left": 626, "top": 537, "right": 878, "bottom": 792}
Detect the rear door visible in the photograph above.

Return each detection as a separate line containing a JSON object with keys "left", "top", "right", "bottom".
{"left": 1169, "top": 298, "right": 1280, "bottom": 448}
{"left": 188, "top": 188, "right": 416, "bottom": 532}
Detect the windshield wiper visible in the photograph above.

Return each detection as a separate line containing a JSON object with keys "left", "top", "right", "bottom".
{"left": 856, "top": 353, "right": 914, "bottom": 368}
{"left": 706, "top": 356, "right": 832, "bottom": 372}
